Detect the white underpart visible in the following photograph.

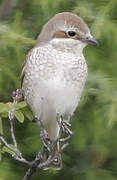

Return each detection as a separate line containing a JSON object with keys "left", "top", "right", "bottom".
{"left": 22, "top": 38, "right": 88, "bottom": 141}
{"left": 51, "top": 38, "right": 87, "bottom": 54}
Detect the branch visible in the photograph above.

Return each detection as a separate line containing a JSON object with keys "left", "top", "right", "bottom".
{"left": 23, "top": 153, "right": 58, "bottom": 180}
{"left": 8, "top": 110, "right": 17, "bottom": 148}
{"left": 0, "top": 89, "right": 72, "bottom": 180}
{"left": 0, "top": 135, "right": 20, "bottom": 157}
{"left": 9, "top": 89, "right": 23, "bottom": 148}
{"left": 0, "top": 89, "right": 32, "bottom": 166}
{"left": 0, "top": 135, "right": 32, "bottom": 165}
{"left": 23, "top": 153, "right": 42, "bottom": 180}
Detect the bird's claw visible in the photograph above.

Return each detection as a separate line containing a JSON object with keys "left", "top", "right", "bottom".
{"left": 56, "top": 115, "right": 73, "bottom": 152}
{"left": 35, "top": 118, "right": 52, "bottom": 152}
{"left": 60, "top": 119, "right": 73, "bottom": 136}
{"left": 40, "top": 129, "right": 51, "bottom": 152}
{"left": 59, "top": 134, "right": 72, "bottom": 142}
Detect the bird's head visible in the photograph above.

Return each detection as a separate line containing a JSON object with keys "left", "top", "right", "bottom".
{"left": 37, "top": 12, "right": 98, "bottom": 53}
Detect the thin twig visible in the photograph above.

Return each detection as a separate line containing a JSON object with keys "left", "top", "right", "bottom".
{"left": 0, "top": 89, "right": 32, "bottom": 166}
{"left": 23, "top": 153, "right": 58, "bottom": 180}
{"left": 0, "top": 135, "right": 32, "bottom": 165}
{"left": 8, "top": 88, "right": 23, "bottom": 147}
{"left": 23, "top": 157, "right": 41, "bottom": 180}
{"left": 23, "top": 148, "right": 44, "bottom": 180}
{"left": 38, "top": 154, "right": 58, "bottom": 169}
{"left": 0, "top": 89, "right": 73, "bottom": 180}
{"left": 0, "top": 135, "right": 20, "bottom": 157}
{"left": 13, "top": 155, "right": 32, "bottom": 166}
{"left": 8, "top": 110, "right": 17, "bottom": 148}
{"left": 61, "top": 142, "right": 69, "bottom": 151}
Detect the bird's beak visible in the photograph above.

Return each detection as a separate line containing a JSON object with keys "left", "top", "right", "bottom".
{"left": 85, "top": 36, "right": 99, "bottom": 46}
{"left": 80, "top": 35, "right": 99, "bottom": 46}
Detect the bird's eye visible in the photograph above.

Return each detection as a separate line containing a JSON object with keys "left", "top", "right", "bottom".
{"left": 67, "top": 31, "right": 76, "bottom": 37}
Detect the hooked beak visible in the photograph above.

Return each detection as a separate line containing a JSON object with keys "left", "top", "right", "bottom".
{"left": 81, "top": 36, "right": 99, "bottom": 46}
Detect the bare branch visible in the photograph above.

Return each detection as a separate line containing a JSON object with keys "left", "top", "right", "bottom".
{"left": 38, "top": 154, "right": 58, "bottom": 169}
{"left": 0, "top": 89, "right": 33, "bottom": 166}
{"left": 8, "top": 111, "right": 17, "bottom": 148}
{"left": 8, "top": 88, "right": 23, "bottom": 147}
{"left": 23, "top": 157, "right": 41, "bottom": 180}
{"left": 0, "top": 135, "right": 32, "bottom": 166}
{"left": 23, "top": 153, "right": 58, "bottom": 180}
{"left": 0, "top": 135, "right": 20, "bottom": 156}
{"left": 0, "top": 89, "right": 72, "bottom": 180}
{"left": 13, "top": 155, "right": 32, "bottom": 166}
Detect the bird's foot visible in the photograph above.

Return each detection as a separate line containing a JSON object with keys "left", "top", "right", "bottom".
{"left": 43, "top": 153, "right": 62, "bottom": 171}
{"left": 42, "top": 139, "right": 62, "bottom": 170}
{"left": 57, "top": 114, "right": 73, "bottom": 135}
{"left": 61, "top": 120, "right": 73, "bottom": 135}
{"left": 57, "top": 114, "right": 73, "bottom": 151}
{"left": 40, "top": 129, "right": 51, "bottom": 152}
{"left": 50, "top": 153, "right": 62, "bottom": 170}
{"left": 59, "top": 134, "right": 72, "bottom": 142}
{"left": 59, "top": 117, "right": 73, "bottom": 136}
{"left": 59, "top": 134, "right": 73, "bottom": 152}
{"left": 43, "top": 141, "right": 62, "bottom": 171}
{"left": 35, "top": 118, "right": 52, "bottom": 152}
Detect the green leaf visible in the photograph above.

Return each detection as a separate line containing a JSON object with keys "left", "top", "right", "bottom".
{"left": 14, "top": 101, "right": 27, "bottom": 110}
{"left": 0, "top": 117, "right": 3, "bottom": 135}
{"left": 2, "top": 146, "right": 15, "bottom": 156}
{"left": 0, "top": 103, "right": 10, "bottom": 113}
{"left": 1, "top": 112, "right": 8, "bottom": 118}
{"left": 22, "top": 106, "right": 34, "bottom": 121}
{"left": 0, "top": 102, "right": 13, "bottom": 114}
{"left": 14, "top": 110, "right": 24, "bottom": 123}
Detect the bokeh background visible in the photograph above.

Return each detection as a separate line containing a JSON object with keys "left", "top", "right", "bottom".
{"left": 0, "top": 0, "right": 117, "bottom": 179}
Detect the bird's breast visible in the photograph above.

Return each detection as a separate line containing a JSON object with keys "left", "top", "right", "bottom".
{"left": 23, "top": 45, "right": 88, "bottom": 82}
{"left": 22, "top": 45, "right": 88, "bottom": 119}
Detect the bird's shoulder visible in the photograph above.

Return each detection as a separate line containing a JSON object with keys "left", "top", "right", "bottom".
{"left": 21, "top": 47, "right": 40, "bottom": 86}
{"left": 21, "top": 44, "right": 53, "bottom": 86}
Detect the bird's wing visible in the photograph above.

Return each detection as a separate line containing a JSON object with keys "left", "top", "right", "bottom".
{"left": 20, "top": 48, "right": 34, "bottom": 87}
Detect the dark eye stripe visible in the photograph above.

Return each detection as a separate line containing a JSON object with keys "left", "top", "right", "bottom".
{"left": 67, "top": 31, "right": 76, "bottom": 37}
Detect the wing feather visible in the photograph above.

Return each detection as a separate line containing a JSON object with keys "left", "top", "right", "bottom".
{"left": 20, "top": 48, "right": 34, "bottom": 87}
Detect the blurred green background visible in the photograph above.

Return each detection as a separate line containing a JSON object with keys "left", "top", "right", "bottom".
{"left": 0, "top": 0, "right": 117, "bottom": 179}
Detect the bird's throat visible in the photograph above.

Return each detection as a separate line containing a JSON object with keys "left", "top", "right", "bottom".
{"left": 51, "top": 38, "right": 87, "bottom": 54}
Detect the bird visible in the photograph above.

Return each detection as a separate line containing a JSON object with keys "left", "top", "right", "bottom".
{"left": 21, "top": 12, "right": 98, "bottom": 169}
